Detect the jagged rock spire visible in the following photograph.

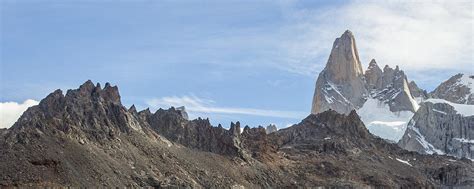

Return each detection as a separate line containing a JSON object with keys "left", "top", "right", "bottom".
{"left": 365, "top": 59, "right": 383, "bottom": 90}
{"left": 311, "top": 30, "right": 368, "bottom": 114}
{"left": 324, "top": 30, "right": 364, "bottom": 83}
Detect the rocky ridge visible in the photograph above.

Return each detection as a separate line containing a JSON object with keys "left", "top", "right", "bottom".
{"left": 430, "top": 73, "right": 474, "bottom": 105}
{"left": 1, "top": 81, "right": 473, "bottom": 187}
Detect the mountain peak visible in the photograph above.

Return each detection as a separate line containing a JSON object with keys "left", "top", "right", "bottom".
{"left": 367, "top": 59, "right": 381, "bottom": 71}
{"left": 325, "top": 30, "right": 364, "bottom": 82}
{"left": 311, "top": 30, "right": 368, "bottom": 114}
{"left": 430, "top": 73, "right": 473, "bottom": 104}
{"left": 369, "top": 58, "right": 377, "bottom": 64}
{"left": 342, "top": 29, "right": 354, "bottom": 37}
{"left": 79, "top": 80, "right": 96, "bottom": 92}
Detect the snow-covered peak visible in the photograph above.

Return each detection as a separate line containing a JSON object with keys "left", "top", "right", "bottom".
{"left": 430, "top": 73, "right": 474, "bottom": 105}
{"left": 457, "top": 74, "right": 473, "bottom": 92}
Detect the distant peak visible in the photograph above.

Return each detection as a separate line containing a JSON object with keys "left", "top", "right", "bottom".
{"left": 369, "top": 59, "right": 377, "bottom": 65}
{"left": 367, "top": 59, "right": 380, "bottom": 71}
{"left": 65, "top": 80, "right": 121, "bottom": 104}
{"left": 79, "top": 80, "right": 95, "bottom": 92}
{"left": 129, "top": 105, "right": 137, "bottom": 113}
{"left": 343, "top": 30, "right": 353, "bottom": 37}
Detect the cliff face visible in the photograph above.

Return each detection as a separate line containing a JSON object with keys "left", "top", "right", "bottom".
{"left": 398, "top": 101, "right": 474, "bottom": 159}
{"left": 409, "top": 81, "right": 429, "bottom": 102}
{"left": 311, "top": 30, "right": 368, "bottom": 114}
{"left": 398, "top": 73, "right": 474, "bottom": 160}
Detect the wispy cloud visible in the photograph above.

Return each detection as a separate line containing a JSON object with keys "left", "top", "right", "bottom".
{"left": 146, "top": 95, "right": 306, "bottom": 119}
{"left": 275, "top": 0, "right": 473, "bottom": 87}
{"left": 0, "top": 99, "right": 39, "bottom": 128}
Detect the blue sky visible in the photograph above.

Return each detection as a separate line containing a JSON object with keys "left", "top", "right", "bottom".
{"left": 1, "top": 0, "right": 472, "bottom": 128}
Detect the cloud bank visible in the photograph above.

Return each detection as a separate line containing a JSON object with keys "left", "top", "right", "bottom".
{"left": 0, "top": 99, "right": 39, "bottom": 128}
{"left": 146, "top": 95, "right": 306, "bottom": 119}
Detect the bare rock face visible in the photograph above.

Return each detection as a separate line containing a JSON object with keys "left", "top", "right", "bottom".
{"left": 398, "top": 101, "right": 474, "bottom": 159}
{"left": 430, "top": 73, "right": 474, "bottom": 104}
{"left": 365, "top": 59, "right": 383, "bottom": 90}
{"left": 408, "top": 81, "right": 429, "bottom": 102}
{"left": 311, "top": 30, "right": 368, "bottom": 114}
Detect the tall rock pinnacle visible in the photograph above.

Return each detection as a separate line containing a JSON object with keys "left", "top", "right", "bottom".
{"left": 311, "top": 30, "right": 368, "bottom": 114}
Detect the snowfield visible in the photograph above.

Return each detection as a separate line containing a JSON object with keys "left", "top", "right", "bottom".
{"left": 357, "top": 98, "right": 414, "bottom": 142}
{"left": 425, "top": 99, "right": 474, "bottom": 116}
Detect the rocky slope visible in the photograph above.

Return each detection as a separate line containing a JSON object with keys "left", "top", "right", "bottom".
{"left": 430, "top": 73, "right": 474, "bottom": 105}
{"left": 398, "top": 100, "right": 474, "bottom": 159}
{"left": 1, "top": 81, "right": 473, "bottom": 188}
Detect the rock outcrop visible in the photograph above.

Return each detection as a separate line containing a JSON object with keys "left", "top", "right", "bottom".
{"left": 265, "top": 124, "right": 277, "bottom": 134}
{"left": 430, "top": 73, "right": 474, "bottom": 105}
{"left": 175, "top": 106, "right": 189, "bottom": 120}
{"left": 365, "top": 62, "right": 419, "bottom": 112}
{"left": 398, "top": 100, "right": 474, "bottom": 159}
{"left": 311, "top": 30, "right": 368, "bottom": 114}
{"left": 408, "top": 81, "right": 429, "bottom": 102}
{"left": 365, "top": 59, "right": 383, "bottom": 90}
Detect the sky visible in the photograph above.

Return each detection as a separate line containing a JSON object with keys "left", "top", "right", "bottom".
{"left": 1, "top": 0, "right": 473, "bottom": 129}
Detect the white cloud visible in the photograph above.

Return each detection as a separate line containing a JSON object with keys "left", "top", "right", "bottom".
{"left": 146, "top": 95, "right": 306, "bottom": 119}
{"left": 0, "top": 99, "right": 39, "bottom": 128}
{"left": 276, "top": 0, "right": 473, "bottom": 83}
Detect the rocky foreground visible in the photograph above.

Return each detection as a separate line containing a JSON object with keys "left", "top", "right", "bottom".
{"left": 1, "top": 81, "right": 473, "bottom": 188}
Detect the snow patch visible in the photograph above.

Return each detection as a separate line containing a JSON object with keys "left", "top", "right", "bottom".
{"left": 432, "top": 109, "right": 447, "bottom": 115}
{"left": 453, "top": 138, "right": 474, "bottom": 144}
{"left": 425, "top": 99, "right": 474, "bottom": 116}
{"left": 458, "top": 74, "right": 473, "bottom": 92}
{"left": 357, "top": 98, "right": 414, "bottom": 141}
{"left": 325, "top": 82, "right": 351, "bottom": 104}
{"left": 324, "top": 94, "right": 334, "bottom": 104}
{"left": 396, "top": 158, "right": 412, "bottom": 166}
{"left": 403, "top": 79, "right": 420, "bottom": 111}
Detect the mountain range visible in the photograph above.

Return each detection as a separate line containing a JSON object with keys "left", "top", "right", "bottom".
{"left": 0, "top": 30, "right": 473, "bottom": 188}
{"left": 310, "top": 31, "right": 473, "bottom": 160}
